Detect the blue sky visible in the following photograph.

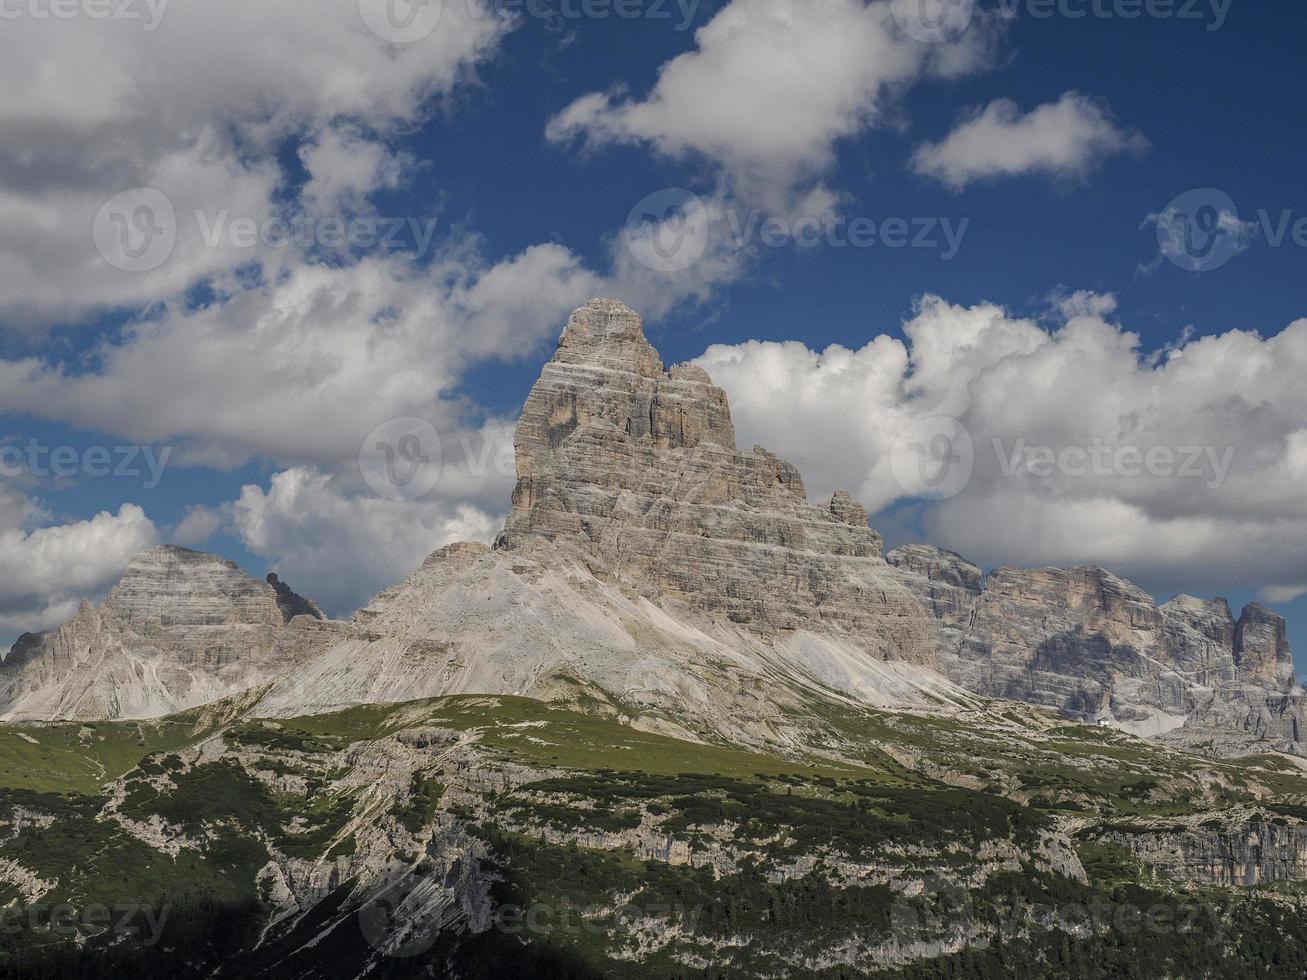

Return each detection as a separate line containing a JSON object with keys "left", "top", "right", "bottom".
{"left": 2, "top": 0, "right": 1305, "bottom": 668}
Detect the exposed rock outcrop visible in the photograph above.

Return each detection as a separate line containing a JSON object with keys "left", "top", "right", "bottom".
{"left": 252, "top": 300, "right": 957, "bottom": 734}
{"left": 496, "top": 299, "right": 936, "bottom": 661}
{"left": 3, "top": 300, "right": 1302, "bottom": 762}
{"left": 0, "top": 546, "right": 341, "bottom": 721}
{"left": 1, "top": 302, "right": 952, "bottom": 730}
{"left": 888, "top": 544, "right": 1305, "bottom": 753}
{"left": 1099, "top": 817, "right": 1307, "bottom": 887}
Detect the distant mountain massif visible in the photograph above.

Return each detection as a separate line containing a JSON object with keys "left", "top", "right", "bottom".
{"left": 2, "top": 300, "right": 1305, "bottom": 978}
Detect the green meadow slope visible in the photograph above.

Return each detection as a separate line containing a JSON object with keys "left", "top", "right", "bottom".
{"left": 1, "top": 694, "right": 1306, "bottom": 978}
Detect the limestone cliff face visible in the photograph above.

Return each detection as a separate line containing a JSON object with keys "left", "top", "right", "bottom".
{"left": 888, "top": 544, "right": 1305, "bottom": 752}
{"left": 0, "top": 546, "right": 339, "bottom": 721}
{"left": 497, "top": 298, "right": 935, "bottom": 664}
{"left": 1101, "top": 818, "right": 1307, "bottom": 887}
{"left": 0, "top": 301, "right": 952, "bottom": 728}
{"left": 3, "top": 300, "right": 1302, "bottom": 761}
{"left": 253, "top": 302, "right": 956, "bottom": 735}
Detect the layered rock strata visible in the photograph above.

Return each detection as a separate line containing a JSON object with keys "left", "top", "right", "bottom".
{"left": 496, "top": 298, "right": 936, "bottom": 663}
{"left": 0, "top": 546, "right": 339, "bottom": 720}
{"left": 888, "top": 544, "right": 1305, "bottom": 752}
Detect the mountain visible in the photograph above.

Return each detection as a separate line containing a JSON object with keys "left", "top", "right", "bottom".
{"left": 3, "top": 299, "right": 1304, "bottom": 763}
{"left": 249, "top": 300, "right": 960, "bottom": 741}
{"left": 0, "top": 545, "right": 341, "bottom": 721}
{"left": 889, "top": 544, "right": 1306, "bottom": 756}
{"left": 3, "top": 301, "right": 1307, "bottom": 977}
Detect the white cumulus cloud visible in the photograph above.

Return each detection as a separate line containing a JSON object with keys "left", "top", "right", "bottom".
{"left": 0, "top": 0, "right": 510, "bottom": 321}
{"left": 231, "top": 466, "right": 503, "bottom": 617}
{"left": 0, "top": 487, "right": 159, "bottom": 648}
{"left": 697, "top": 295, "right": 1307, "bottom": 599}
{"left": 912, "top": 92, "right": 1145, "bottom": 190}
{"left": 547, "top": 0, "right": 1002, "bottom": 215}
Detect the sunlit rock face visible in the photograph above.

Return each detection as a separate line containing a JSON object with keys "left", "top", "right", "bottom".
{"left": 497, "top": 298, "right": 937, "bottom": 664}
{"left": 3, "top": 299, "right": 1302, "bottom": 760}
{"left": 0, "top": 546, "right": 338, "bottom": 721}
{"left": 888, "top": 544, "right": 1305, "bottom": 753}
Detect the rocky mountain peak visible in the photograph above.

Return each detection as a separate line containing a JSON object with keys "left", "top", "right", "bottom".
{"left": 103, "top": 545, "right": 285, "bottom": 629}
{"left": 493, "top": 299, "right": 936, "bottom": 661}
{"left": 266, "top": 573, "right": 326, "bottom": 623}
{"left": 1235, "top": 602, "right": 1296, "bottom": 689}
{"left": 553, "top": 297, "right": 667, "bottom": 378}
{"left": 0, "top": 545, "right": 338, "bottom": 721}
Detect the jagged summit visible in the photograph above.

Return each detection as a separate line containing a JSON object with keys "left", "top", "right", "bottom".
{"left": 551, "top": 298, "right": 673, "bottom": 379}
{"left": 2, "top": 300, "right": 1304, "bottom": 757}
{"left": 496, "top": 298, "right": 934, "bottom": 660}
{"left": 0, "top": 546, "right": 339, "bottom": 721}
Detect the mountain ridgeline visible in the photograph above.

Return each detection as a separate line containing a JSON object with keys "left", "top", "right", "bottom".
{"left": 2, "top": 299, "right": 1300, "bottom": 759}
{"left": 1, "top": 300, "right": 1307, "bottom": 978}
